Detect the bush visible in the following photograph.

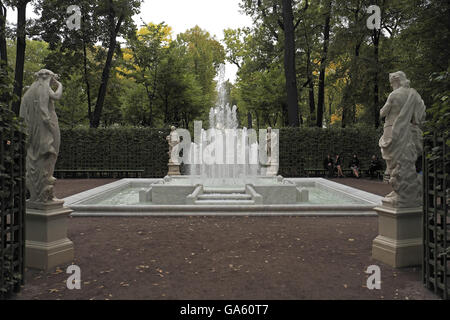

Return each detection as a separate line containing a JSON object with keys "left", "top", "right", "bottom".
{"left": 278, "top": 127, "right": 382, "bottom": 176}
{"left": 57, "top": 127, "right": 170, "bottom": 177}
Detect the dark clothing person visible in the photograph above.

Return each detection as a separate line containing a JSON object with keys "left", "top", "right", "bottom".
{"left": 335, "top": 155, "right": 344, "bottom": 177}
{"left": 323, "top": 156, "right": 334, "bottom": 177}
{"left": 350, "top": 156, "right": 360, "bottom": 178}
{"left": 369, "top": 156, "right": 382, "bottom": 179}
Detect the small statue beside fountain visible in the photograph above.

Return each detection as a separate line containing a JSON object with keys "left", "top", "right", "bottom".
{"left": 166, "top": 126, "right": 181, "bottom": 175}
{"left": 264, "top": 127, "right": 279, "bottom": 176}
{"left": 378, "top": 71, "right": 426, "bottom": 208}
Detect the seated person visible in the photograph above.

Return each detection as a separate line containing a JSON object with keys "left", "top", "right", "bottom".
{"left": 323, "top": 154, "right": 334, "bottom": 177}
{"left": 369, "top": 155, "right": 382, "bottom": 179}
{"left": 335, "top": 154, "right": 344, "bottom": 178}
{"left": 349, "top": 154, "right": 360, "bottom": 178}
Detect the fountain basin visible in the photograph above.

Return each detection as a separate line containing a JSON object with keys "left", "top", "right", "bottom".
{"left": 64, "top": 177, "right": 382, "bottom": 216}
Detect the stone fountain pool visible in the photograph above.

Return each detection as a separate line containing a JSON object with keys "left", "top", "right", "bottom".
{"left": 64, "top": 65, "right": 382, "bottom": 217}
{"left": 64, "top": 177, "right": 382, "bottom": 217}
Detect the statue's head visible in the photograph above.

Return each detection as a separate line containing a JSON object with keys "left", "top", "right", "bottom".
{"left": 171, "top": 126, "right": 176, "bottom": 131}
{"left": 389, "top": 71, "right": 410, "bottom": 88}
{"left": 35, "top": 69, "right": 56, "bottom": 81}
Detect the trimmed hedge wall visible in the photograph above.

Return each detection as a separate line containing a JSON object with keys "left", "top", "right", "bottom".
{"left": 57, "top": 126, "right": 382, "bottom": 178}
{"left": 57, "top": 127, "right": 170, "bottom": 178}
{"left": 278, "top": 127, "right": 383, "bottom": 177}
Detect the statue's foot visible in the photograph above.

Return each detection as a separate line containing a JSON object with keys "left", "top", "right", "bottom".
{"left": 385, "top": 191, "right": 396, "bottom": 198}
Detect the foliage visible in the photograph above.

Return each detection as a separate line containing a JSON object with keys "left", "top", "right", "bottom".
{"left": 57, "top": 126, "right": 382, "bottom": 177}
{"left": 231, "top": 0, "right": 449, "bottom": 129}
{"left": 278, "top": 126, "right": 383, "bottom": 176}
{"left": 57, "top": 127, "right": 170, "bottom": 178}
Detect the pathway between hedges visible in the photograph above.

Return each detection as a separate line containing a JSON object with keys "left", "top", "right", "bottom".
{"left": 14, "top": 178, "right": 438, "bottom": 300}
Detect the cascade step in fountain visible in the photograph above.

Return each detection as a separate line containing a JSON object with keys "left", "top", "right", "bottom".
{"left": 195, "top": 189, "right": 255, "bottom": 205}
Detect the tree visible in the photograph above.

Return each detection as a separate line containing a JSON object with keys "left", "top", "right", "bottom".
{"left": 178, "top": 26, "right": 225, "bottom": 108}
{"left": 281, "top": 0, "right": 301, "bottom": 127}
{"left": 91, "top": 0, "right": 142, "bottom": 128}
{"left": 35, "top": 0, "right": 142, "bottom": 127}
{"left": 316, "top": 0, "right": 332, "bottom": 128}
{"left": 241, "top": 0, "right": 309, "bottom": 126}
{"left": 122, "top": 22, "right": 172, "bottom": 127}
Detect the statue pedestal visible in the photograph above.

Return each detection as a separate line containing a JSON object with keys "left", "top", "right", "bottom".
{"left": 372, "top": 203, "right": 422, "bottom": 268}
{"left": 168, "top": 163, "right": 181, "bottom": 176}
{"left": 25, "top": 200, "right": 74, "bottom": 271}
{"left": 266, "top": 164, "right": 279, "bottom": 176}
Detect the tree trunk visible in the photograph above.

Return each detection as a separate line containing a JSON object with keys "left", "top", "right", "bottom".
{"left": 11, "top": 1, "right": 28, "bottom": 115}
{"left": 91, "top": 13, "right": 124, "bottom": 128}
{"left": 0, "top": 2, "right": 7, "bottom": 66}
{"left": 144, "top": 84, "right": 154, "bottom": 127}
{"left": 308, "top": 78, "right": 315, "bottom": 126}
{"left": 0, "top": 2, "right": 8, "bottom": 105}
{"left": 247, "top": 112, "right": 252, "bottom": 129}
{"left": 373, "top": 29, "right": 380, "bottom": 128}
{"left": 317, "top": 0, "right": 331, "bottom": 128}
{"left": 82, "top": 40, "right": 93, "bottom": 123}
{"left": 281, "top": 0, "right": 300, "bottom": 127}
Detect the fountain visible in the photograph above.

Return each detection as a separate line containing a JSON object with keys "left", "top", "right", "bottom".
{"left": 185, "top": 64, "right": 261, "bottom": 183}
{"left": 63, "top": 65, "right": 382, "bottom": 216}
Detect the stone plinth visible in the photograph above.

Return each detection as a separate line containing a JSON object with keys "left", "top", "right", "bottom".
{"left": 168, "top": 163, "right": 181, "bottom": 176}
{"left": 25, "top": 200, "right": 74, "bottom": 271}
{"left": 372, "top": 204, "right": 422, "bottom": 268}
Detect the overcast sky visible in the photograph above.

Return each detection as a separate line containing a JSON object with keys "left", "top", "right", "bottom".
{"left": 7, "top": 0, "right": 253, "bottom": 82}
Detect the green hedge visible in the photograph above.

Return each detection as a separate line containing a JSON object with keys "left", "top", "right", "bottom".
{"left": 278, "top": 127, "right": 383, "bottom": 176}
{"left": 57, "top": 126, "right": 382, "bottom": 178}
{"left": 57, "top": 127, "right": 170, "bottom": 178}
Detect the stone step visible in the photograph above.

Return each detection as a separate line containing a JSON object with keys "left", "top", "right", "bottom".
{"left": 203, "top": 187, "right": 246, "bottom": 194}
{"left": 197, "top": 193, "right": 252, "bottom": 200}
{"left": 194, "top": 199, "right": 255, "bottom": 205}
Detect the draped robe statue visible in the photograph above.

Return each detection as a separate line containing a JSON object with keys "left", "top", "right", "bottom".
{"left": 167, "top": 126, "right": 180, "bottom": 165}
{"left": 19, "top": 69, "right": 63, "bottom": 203}
{"left": 265, "top": 127, "right": 279, "bottom": 176}
{"left": 379, "top": 71, "right": 426, "bottom": 208}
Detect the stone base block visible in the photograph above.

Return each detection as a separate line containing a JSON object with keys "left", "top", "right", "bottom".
{"left": 168, "top": 163, "right": 181, "bottom": 176}
{"left": 26, "top": 238, "right": 74, "bottom": 271}
{"left": 372, "top": 235, "right": 422, "bottom": 268}
{"left": 25, "top": 200, "right": 74, "bottom": 271}
{"left": 372, "top": 205, "right": 422, "bottom": 268}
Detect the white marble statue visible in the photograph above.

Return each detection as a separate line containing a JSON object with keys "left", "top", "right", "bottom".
{"left": 265, "top": 127, "right": 279, "bottom": 176}
{"left": 379, "top": 71, "right": 426, "bottom": 208}
{"left": 167, "top": 126, "right": 180, "bottom": 165}
{"left": 19, "top": 69, "right": 63, "bottom": 203}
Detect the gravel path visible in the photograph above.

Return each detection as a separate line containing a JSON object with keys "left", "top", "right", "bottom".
{"left": 13, "top": 178, "right": 438, "bottom": 300}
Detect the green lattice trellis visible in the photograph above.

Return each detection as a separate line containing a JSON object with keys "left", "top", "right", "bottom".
{"left": 0, "top": 107, "right": 26, "bottom": 300}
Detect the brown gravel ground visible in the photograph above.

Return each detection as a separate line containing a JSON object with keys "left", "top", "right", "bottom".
{"left": 12, "top": 178, "right": 438, "bottom": 300}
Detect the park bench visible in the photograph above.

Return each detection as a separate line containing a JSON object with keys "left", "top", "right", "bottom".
{"left": 305, "top": 167, "right": 383, "bottom": 179}
{"left": 304, "top": 168, "right": 328, "bottom": 177}
{"left": 54, "top": 169, "right": 144, "bottom": 179}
